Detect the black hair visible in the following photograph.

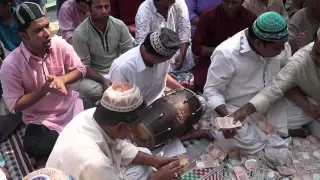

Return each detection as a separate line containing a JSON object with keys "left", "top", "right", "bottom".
{"left": 93, "top": 101, "right": 147, "bottom": 126}
{"left": 142, "top": 33, "right": 164, "bottom": 57}
{"left": 16, "top": 24, "right": 29, "bottom": 32}
{"left": 248, "top": 25, "right": 275, "bottom": 45}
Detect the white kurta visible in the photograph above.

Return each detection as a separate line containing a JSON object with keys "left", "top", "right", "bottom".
{"left": 109, "top": 46, "right": 170, "bottom": 105}
{"left": 204, "top": 30, "right": 312, "bottom": 154}
{"left": 46, "top": 108, "right": 152, "bottom": 180}
{"left": 251, "top": 42, "right": 320, "bottom": 117}
{"left": 135, "top": 0, "right": 195, "bottom": 72}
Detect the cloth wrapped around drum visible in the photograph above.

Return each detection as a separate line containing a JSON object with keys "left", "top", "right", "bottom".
{"left": 130, "top": 88, "right": 206, "bottom": 149}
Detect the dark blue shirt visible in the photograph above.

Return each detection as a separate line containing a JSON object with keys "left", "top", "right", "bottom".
{"left": 0, "top": 8, "right": 22, "bottom": 51}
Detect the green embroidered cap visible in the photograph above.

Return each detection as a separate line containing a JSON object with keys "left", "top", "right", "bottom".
{"left": 253, "top": 12, "right": 288, "bottom": 41}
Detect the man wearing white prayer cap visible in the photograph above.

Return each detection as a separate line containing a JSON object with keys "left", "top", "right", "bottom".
{"left": 229, "top": 28, "right": 320, "bottom": 139}
{"left": 110, "top": 27, "right": 184, "bottom": 106}
{"left": 46, "top": 82, "right": 184, "bottom": 180}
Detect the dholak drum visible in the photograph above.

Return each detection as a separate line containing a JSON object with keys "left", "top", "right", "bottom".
{"left": 130, "top": 88, "right": 204, "bottom": 149}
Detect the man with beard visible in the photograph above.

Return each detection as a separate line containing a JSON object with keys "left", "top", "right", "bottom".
{"left": 0, "top": 2, "right": 86, "bottom": 165}
{"left": 72, "top": 0, "right": 133, "bottom": 104}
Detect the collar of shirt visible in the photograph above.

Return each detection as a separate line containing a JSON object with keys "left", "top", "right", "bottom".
{"left": 134, "top": 46, "right": 147, "bottom": 72}
{"left": 150, "top": 0, "right": 174, "bottom": 16}
{"left": 238, "top": 30, "right": 252, "bottom": 54}
{"left": 235, "top": 30, "right": 266, "bottom": 60}
{"left": 89, "top": 15, "right": 110, "bottom": 34}
{"left": 20, "top": 42, "right": 52, "bottom": 62}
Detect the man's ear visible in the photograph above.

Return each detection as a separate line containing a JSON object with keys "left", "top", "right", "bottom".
{"left": 19, "top": 31, "right": 29, "bottom": 41}
{"left": 253, "top": 40, "right": 261, "bottom": 49}
{"left": 114, "top": 122, "right": 127, "bottom": 132}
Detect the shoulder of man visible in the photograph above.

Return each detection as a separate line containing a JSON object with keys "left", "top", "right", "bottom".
{"left": 109, "top": 16, "right": 128, "bottom": 29}
{"left": 73, "top": 18, "right": 90, "bottom": 38}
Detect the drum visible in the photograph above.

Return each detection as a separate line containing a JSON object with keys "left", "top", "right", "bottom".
{"left": 130, "top": 88, "right": 204, "bottom": 149}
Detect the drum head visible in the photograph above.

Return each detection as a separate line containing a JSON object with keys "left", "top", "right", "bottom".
{"left": 130, "top": 122, "right": 155, "bottom": 149}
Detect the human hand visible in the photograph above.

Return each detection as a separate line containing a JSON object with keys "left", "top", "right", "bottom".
{"left": 174, "top": 54, "right": 184, "bottom": 70}
{"left": 101, "top": 78, "right": 112, "bottom": 91}
{"left": 220, "top": 104, "right": 253, "bottom": 139}
{"left": 152, "top": 160, "right": 184, "bottom": 180}
{"left": 46, "top": 75, "right": 67, "bottom": 96}
{"left": 302, "top": 103, "right": 320, "bottom": 120}
{"left": 290, "top": 31, "right": 307, "bottom": 46}
{"left": 154, "top": 157, "right": 177, "bottom": 169}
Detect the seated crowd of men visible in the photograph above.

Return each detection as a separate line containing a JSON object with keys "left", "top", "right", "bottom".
{"left": 1, "top": 0, "right": 320, "bottom": 179}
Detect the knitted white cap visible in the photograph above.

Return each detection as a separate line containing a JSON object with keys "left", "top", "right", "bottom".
{"left": 23, "top": 168, "right": 73, "bottom": 180}
{"left": 100, "top": 83, "right": 143, "bottom": 112}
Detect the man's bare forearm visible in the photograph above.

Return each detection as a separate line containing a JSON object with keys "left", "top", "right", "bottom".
{"left": 60, "top": 69, "right": 83, "bottom": 85}
{"left": 85, "top": 67, "right": 106, "bottom": 84}
{"left": 242, "top": 103, "right": 257, "bottom": 116}
{"left": 285, "top": 87, "right": 309, "bottom": 109}
{"left": 131, "top": 151, "right": 159, "bottom": 168}
{"left": 14, "top": 86, "right": 48, "bottom": 112}
{"left": 180, "top": 43, "right": 189, "bottom": 58}
{"left": 215, "top": 104, "right": 229, "bottom": 117}
{"left": 166, "top": 74, "right": 183, "bottom": 89}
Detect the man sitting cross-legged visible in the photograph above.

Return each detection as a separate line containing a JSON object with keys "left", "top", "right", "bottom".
{"left": 0, "top": 2, "right": 86, "bottom": 165}
{"left": 46, "top": 83, "right": 184, "bottom": 180}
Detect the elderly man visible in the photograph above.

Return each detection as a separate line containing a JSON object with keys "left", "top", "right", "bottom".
{"left": 110, "top": 28, "right": 183, "bottom": 106}
{"left": 0, "top": 2, "right": 86, "bottom": 164}
{"left": 0, "top": 0, "right": 21, "bottom": 51}
{"left": 192, "top": 0, "right": 257, "bottom": 92}
{"left": 46, "top": 83, "right": 184, "bottom": 180}
{"left": 288, "top": 0, "right": 320, "bottom": 54}
{"left": 135, "top": 0, "right": 195, "bottom": 72}
{"left": 73, "top": 0, "right": 134, "bottom": 104}
{"left": 230, "top": 29, "right": 320, "bottom": 140}
{"left": 58, "top": 0, "right": 89, "bottom": 44}
{"left": 204, "top": 12, "right": 312, "bottom": 154}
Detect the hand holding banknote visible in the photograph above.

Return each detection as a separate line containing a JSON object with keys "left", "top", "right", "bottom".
{"left": 216, "top": 116, "right": 242, "bottom": 139}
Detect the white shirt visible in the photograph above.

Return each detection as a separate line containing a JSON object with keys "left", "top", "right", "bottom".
{"left": 204, "top": 30, "right": 291, "bottom": 110}
{"left": 46, "top": 108, "right": 139, "bottom": 180}
{"left": 135, "top": 0, "right": 191, "bottom": 45}
{"left": 250, "top": 42, "right": 320, "bottom": 114}
{"left": 109, "top": 46, "right": 170, "bottom": 105}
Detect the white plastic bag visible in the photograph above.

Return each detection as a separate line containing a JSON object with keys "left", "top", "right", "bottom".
{"left": 265, "top": 135, "right": 292, "bottom": 165}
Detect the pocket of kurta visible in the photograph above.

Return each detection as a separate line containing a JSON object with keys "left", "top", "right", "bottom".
{"left": 46, "top": 66, "right": 65, "bottom": 76}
